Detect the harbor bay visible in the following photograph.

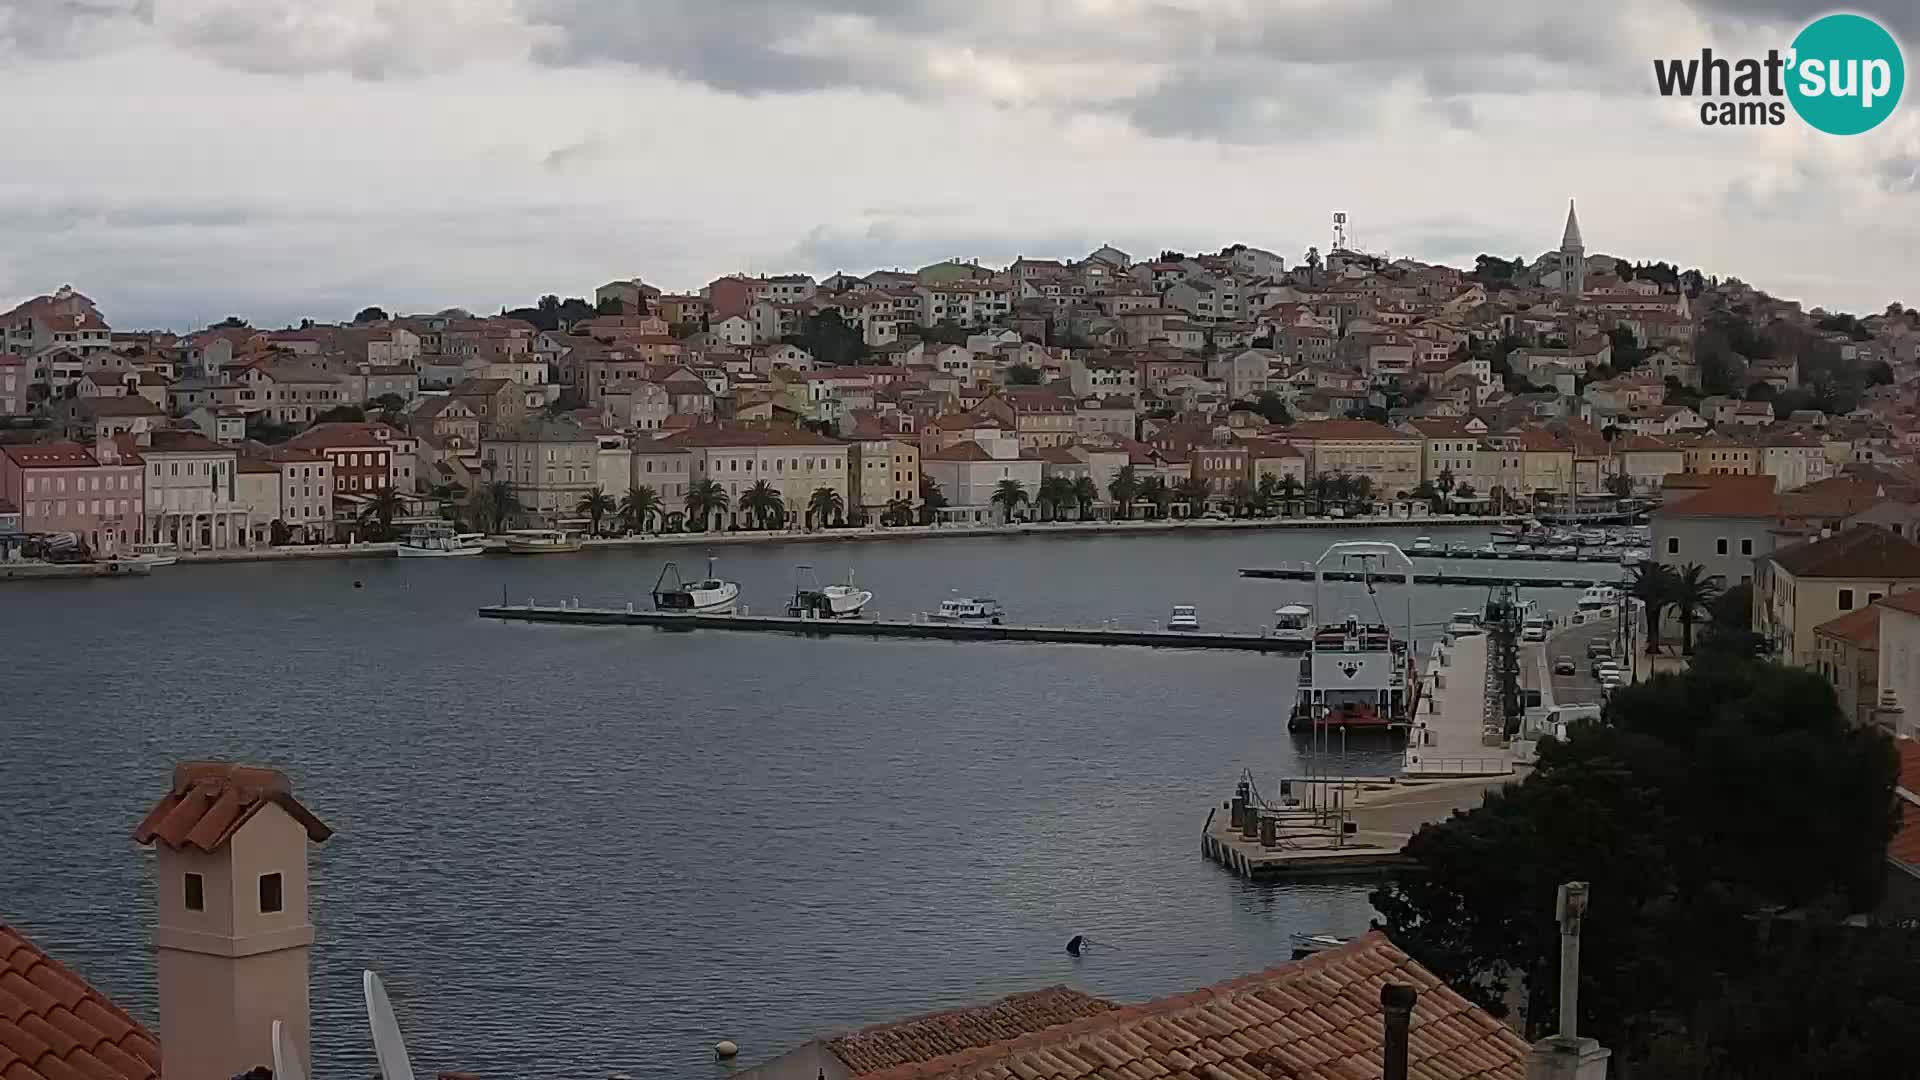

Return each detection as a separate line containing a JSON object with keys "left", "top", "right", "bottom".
{"left": 0, "top": 526, "right": 1590, "bottom": 1079}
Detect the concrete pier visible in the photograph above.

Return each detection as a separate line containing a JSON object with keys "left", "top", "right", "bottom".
{"left": 478, "top": 603, "right": 1307, "bottom": 653}
{"left": 1238, "top": 566, "right": 1621, "bottom": 589}
{"left": 0, "top": 559, "right": 152, "bottom": 583}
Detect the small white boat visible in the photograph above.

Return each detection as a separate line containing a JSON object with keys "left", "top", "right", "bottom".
{"left": 128, "top": 543, "right": 179, "bottom": 567}
{"left": 789, "top": 566, "right": 872, "bottom": 619}
{"left": 397, "top": 523, "right": 484, "bottom": 558}
{"left": 1578, "top": 584, "right": 1622, "bottom": 610}
{"left": 1271, "top": 604, "right": 1313, "bottom": 644}
{"left": 654, "top": 556, "right": 741, "bottom": 614}
{"left": 1167, "top": 605, "right": 1199, "bottom": 631}
{"left": 1408, "top": 536, "right": 1434, "bottom": 554}
{"left": 926, "top": 597, "right": 1004, "bottom": 624}
{"left": 503, "top": 528, "right": 583, "bottom": 554}
{"left": 1619, "top": 548, "right": 1649, "bottom": 565}
{"left": 1447, "top": 610, "right": 1484, "bottom": 636}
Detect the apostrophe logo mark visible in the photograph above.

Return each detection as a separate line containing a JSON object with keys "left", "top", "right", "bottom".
{"left": 1786, "top": 13, "right": 1904, "bottom": 135}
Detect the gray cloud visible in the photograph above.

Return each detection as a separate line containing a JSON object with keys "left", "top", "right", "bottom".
{"left": 1686, "top": 0, "right": 1919, "bottom": 39}
{"left": 0, "top": 0, "right": 150, "bottom": 53}
{"left": 1877, "top": 154, "right": 1920, "bottom": 194}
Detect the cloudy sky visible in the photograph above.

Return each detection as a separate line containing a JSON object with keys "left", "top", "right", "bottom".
{"left": 1, "top": 0, "right": 1915, "bottom": 329}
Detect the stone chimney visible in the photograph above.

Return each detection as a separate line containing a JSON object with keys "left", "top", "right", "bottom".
{"left": 1526, "top": 881, "right": 1611, "bottom": 1080}
{"left": 1380, "top": 983, "right": 1416, "bottom": 1080}
{"left": 133, "top": 762, "right": 333, "bottom": 1080}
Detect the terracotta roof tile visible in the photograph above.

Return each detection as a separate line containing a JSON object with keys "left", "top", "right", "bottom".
{"left": 857, "top": 933, "right": 1525, "bottom": 1080}
{"left": 1765, "top": 526, "right": 1920, "bottom": 580}
{"left": 1814, "top": 605, "right": 1882, "bottom": 647}
{"left": 828, "top": 988, "right": 1120, "bottom": 1075}
{"left": 131, "top": 761, "right": 332, "bottom": 853}
{"left": 1888, "top": 741, "right": 1920, "bottom": 871}
{"left": 0, "top": 927, "right": 157, "bottom": 1080}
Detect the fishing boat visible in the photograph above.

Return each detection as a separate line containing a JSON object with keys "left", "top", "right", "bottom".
{"left": 397, "top": 523, "right": 484, "bottom": 558}
{"left": 1167, "top": 605, "right": 1200, "bottom": 631}
{"left": 1271, "top": 604, "right": 1313, "bottom": 644}
{"left": 788, "top": 565, "right": 872, "bottom": 619}
{"left": 653, "top": 555, "right": 740, "bottom": 614}
{"left": 925, "top": 596, "right": 1004, "bottom": 624}
{"left": 128, "top": 543, "right": 179, "bottom": 567}
{"left": 503, "top": 528, "right": 583, "bottom": 554}
{"left": 1286, "top": 542, "right": 1418, "bottom": 739}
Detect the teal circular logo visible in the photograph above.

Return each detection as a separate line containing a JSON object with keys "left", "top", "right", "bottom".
{"left": 1787, "top": 13, "right": 1905, "bottom": 135}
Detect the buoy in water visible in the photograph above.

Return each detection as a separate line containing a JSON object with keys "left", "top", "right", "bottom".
{"left": 353, "top": 580, "right": 363, "bottom": 589}
{"left": 1066, "top": 934, "right": 1085, "bottom": 956}
{"left": 715, "top": 1041, "right": 738, "bottom": 1060}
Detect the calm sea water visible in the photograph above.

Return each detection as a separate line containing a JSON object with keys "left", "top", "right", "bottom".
{"left": 0, "top": 527, "right": 1583, "bottom": 1078}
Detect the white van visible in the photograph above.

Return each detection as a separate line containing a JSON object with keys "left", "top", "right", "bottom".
{"left": 1524, "top": 702, "right": 1603, "bottom": 741}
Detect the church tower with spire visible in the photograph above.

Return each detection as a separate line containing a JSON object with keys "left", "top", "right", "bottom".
{"left": 1560, "top": 199, "right": 1585, "bottom": 299}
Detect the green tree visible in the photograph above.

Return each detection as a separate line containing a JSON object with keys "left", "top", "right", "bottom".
{"left": 1254, "top": 473, "right": 1282, "bottom": 516}
{"left": 684, "top": 479, "right": 729, "bottom": 531}
{"left": 807, "top": 485, "right": 845, "bottom": 528}
{"left": 1435, "top": 467, "right": 1456, "bottom": 506}
{"left": 1035, "top": 475, "right": 1073, "bottom": 521}
{"left": 619, "top": 485, "right": 663, "bottom": 534}
{"left": 1453, "top": 481, "right": 1476, "bottom": 502}
{"left": 575, "top": 486, "right": 615, "bottom": 536}
{"left": 1227, "top": 479, "right": 1256, "bottom": 517}
{"left": 1139, "top": 475, "right": 1170, "bottom": 519}
{"left": 739, "top": 480, "right": 786, "bottom": 530}
{"left": 1070, "top": 476, "right": 1099, "bottom": 520}
{"left": 1107, "top": 466, "right": 1141, "bottom": 520}
{"left": 483, "top": 480, "right": 520, "bottom": 533}
{"left": 1006, "top": 363, "right": 1042, "bottom": 385}
{"left": 1628, "top": 561, "right": 1676, "bottom": 654}
{"left": 352, "top": 306, "right": 389, "bottom": 324}
{"left": 1605, "top": 473, "right": 1635, "bottom": 498}
{"left": 1247, "top": 391, "right": 1292, "bottom": 426}
{"left": 918, "top": 476, "right": 947, "bottom": 525}
{"left": 990, "top": 478, "right": 1029, "bottom": 523}
{"left": 1671, "top": 563, "right": 1723, "bottom": 655}
{"left": 882, "top": 496, "right": 915, "bottom": 527}
{"left": 789, "top": 309, "right": 868, "bottom": 366}
{"left": 314, "top": 405, "right": 366, "bottom": 424}
{"left": 1174, "top": 476, "right": 1211, "bottom": 516}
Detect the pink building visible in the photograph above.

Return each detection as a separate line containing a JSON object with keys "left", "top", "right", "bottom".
{"left": 0, "top": 442, "right": 144, "bottom": 554}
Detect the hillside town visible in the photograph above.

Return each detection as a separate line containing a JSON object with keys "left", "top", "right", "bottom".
{"left": 1, "top": 201, "right": 1916, "bottom": 565}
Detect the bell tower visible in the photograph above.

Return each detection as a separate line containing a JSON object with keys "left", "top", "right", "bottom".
{"left": 134, "top": 762, "right": 333, "bottom": 1080}
{"left": 1559, "top": 199, "right": 1585, "bottom": 299}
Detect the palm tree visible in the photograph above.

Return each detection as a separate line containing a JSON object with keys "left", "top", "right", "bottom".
{"left": 882, "top": 496, "right": 915, "bottom": 527}
{"left": 1276, "top": 474, "right": 1303, "bottom": 517}
{"left": 575, "top": 486, "right": 615, "bottom": 536}
{"left": 1040, "top": 475, "right": 1077, "bottom": 522}
{"left": 1108, "top": 466, "right": 1140, "bottom": 520}
{"left": 919, "top": 476, "right": 947, "bottom": 525}
{"left": 1174, "top": 476, "right": 1212, "bottom": 517}
{"left": 1627, "top": 561, "right": 1676, "bottom": 655}
{"left": 1435, "top": 467, "right": 1456, "bottom": 507}
{"left": 1411, "top": 480, "right": 1442, "bottom": 513}
{"left": 619, "top": 485, "right": 663, "bottom": 535}
{"left": 1305, "top": 473, "right": 1330, "bottom": 515}
{"left": 1070, "top": 476, "right": 1099, "bottom": 520}
{"left": 1254, "top": 473, "right": 1282, "bottom": 517}
{"left": 359, "top": 487, "right": 404, "bottom": 541}
{"left": 739, "top": 479, "right": 786, "bottom": 530}
{"left": 991, "top": 478, "right": 1029, "bottom": 523}
{"left": 1228, "top": 479, "right": 1256, "bottom": 517}
{"left": 685, "top": 479, "right": 729, "bottom": 532}
{"left": 1672, "top": 563, "right": 1723, "bottom": 656}
{"left": 1350, "top": 475, "right": 1377, "bottom": 515}
{"left": 1454, "top": 481, "right": 1477, "bottom": 502}
{"left": 484, "top": 479, "right": 520, "bottom": 533}
{"left": 808, "top": 485, "right": 845, "bottom": 529}
{"left": 1138, "top": 475, "right": 1170, "bottom": 519}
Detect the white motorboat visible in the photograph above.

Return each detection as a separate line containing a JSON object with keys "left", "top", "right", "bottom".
{"left": 926, "top": 597, "right": 1004, "bottom": 624}
{"left": 1167, "top": 605, "right": 1200, "bottom": 631}
{"left": 1408, "top": 536, "right": 1434, "bottom": 554}
{"left": 788, "top": 566, "right": 872, "bottom": 619}
{"left": 1271, "top": 604, "right": 1314, "bottom": 644}
{"left": 653, "top": 556, "right": 740, "bottom": 614}
{"left": 397, "top": 523, "right": 484, "bottom": 558}
{"left": 503, "top": 528, "right": 583, "bottom": 554}
{"left": 1578, "top": 584, "right": 1622, "bottom": 610}
{"left": 1447, "top": 610, "right": 1484, "bottom": 636}
{"left": 128, "top": 543, "right": 179, "bottom": 567}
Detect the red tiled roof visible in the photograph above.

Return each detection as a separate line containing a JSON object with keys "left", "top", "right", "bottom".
{"left": 858, "top": 932, "right": 1527, "bottom": 1080}
{"left": 1766, "top": 526, "right": 1920, "bottom": 580}
{"left": 0, "top": 923, "right": 161, "bottom": 1080}
{"left": 286, "top": 423, "right": 391, "bottom": 451}
{"left": 1889, "top": 740, "right": 1920, "bottom": 871}
{"left": 1881, "top": 591, "right": 1920, "bottom": 618}
{"left": 1, "top": 443, "right": 100, "bottom": 469}
{"left": 661, "top": 421, "right": 842, "bottom": 449}
{"left": 1272, "top": 419, "right": 1415, "bottom": 442}
{"left": 1656, "top": 475, "right": 1779, "bottom": 519}
{"left": 132, "top": 762, "right": 332, "bottom": 854}
{"left": 1814, "top": 605, "right": 1881, "bottom": 647}
{"left": 827, "top": 987, "right": 1119, "bottom": 1075}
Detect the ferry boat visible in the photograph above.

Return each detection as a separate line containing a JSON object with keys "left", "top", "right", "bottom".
{"left": 653, "top": 556, "right": 741, "bottom": 614}
{"left": 1167, "top": 605, "right": 1199, "bottom": 631}
{"left": 502, "top": 529, "right": 583, "bottom": 554}
{"left": 1271, "top": 604, "right": 1313, "bottom": 644}
{"left": 925, "top": 597, "right": 1004, "bottom": 624}
{"left": 1286, "top": 542, "right": 1418, "bottom": 739}
{"left": 397, "top": 523, "right": 484, "bottom": 558}
{"left": 787, "top": 566, "right": 871, "bottom": 619}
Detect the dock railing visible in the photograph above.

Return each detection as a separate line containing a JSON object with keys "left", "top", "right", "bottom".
{"left": 1403, "top": 755, "right": 1515, "bottom": 778}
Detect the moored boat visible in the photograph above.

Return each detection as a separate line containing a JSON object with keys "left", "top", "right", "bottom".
{"left": 502, "top": 529, "right": 583, "bottom": 554}
{"left": 1271, "top": 604, "right": 1313, "bottom": 644}
{"left": 925, "top": 596, "right": 1004, "bottom": 624}
{"left": 128, "top": 543, "right": 179, "bottom": 567}
{"left": 1167, "top": 604, "right": 1199, "bottom": 631}
{"left": 654, "top": 555, "right": 741, "bottom": 614}
{"left": 1286, "top": 542, "right": 1417, "bottom": 740}
{"left": 788, "top": 565, "right": 872, "bottom": 619}
{"left": 397, "top": 523, "right": 484, "bottom": 558}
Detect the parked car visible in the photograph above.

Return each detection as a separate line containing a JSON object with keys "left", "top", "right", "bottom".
{"left": 1586, "top": 640, "right": 1614, "bottom": 661}
{"left": 1553, "top": 655, "right": 1577, "bottom": 676}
